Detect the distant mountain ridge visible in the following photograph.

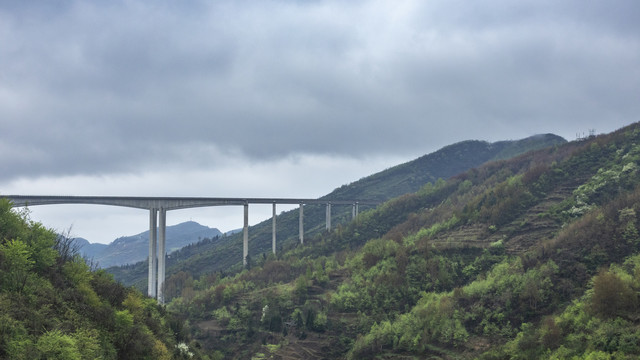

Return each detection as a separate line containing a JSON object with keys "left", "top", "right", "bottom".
{"left": 326, "top": 134, "right": 566, "bottom": 201}
{"left": 75, "top": 221, "right": 222, "bottom": 268}
{"left": 72, "top": 237, "right": 107, "bottom": 259}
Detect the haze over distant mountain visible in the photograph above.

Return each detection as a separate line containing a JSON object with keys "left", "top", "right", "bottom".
{"left": 72, "top": 237, "right": 108, "bottom": 259}
{"left": 76, "top": 221, "right": 222, "bottom": 268}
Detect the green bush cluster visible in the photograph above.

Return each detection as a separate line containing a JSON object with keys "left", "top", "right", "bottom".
{"left": 0, "top": 199, "right": 204, "bottom": 359}
{"left": 484, "top": 254, "right": 640, "bottom": 359}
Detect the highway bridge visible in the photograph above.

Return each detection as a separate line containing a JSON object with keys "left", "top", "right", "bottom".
{"left": 4, "top": 195, "right": 378, "bottom": 303}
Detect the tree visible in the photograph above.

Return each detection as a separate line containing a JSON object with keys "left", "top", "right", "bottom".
{"left": 590, "top": 269, "right": 637, "bottom": 318}
{"left": 36, "top": 330, "right": 82, "bottom": 360}
{"left": 0, "top": 239, "right": 34, "bottom": 293}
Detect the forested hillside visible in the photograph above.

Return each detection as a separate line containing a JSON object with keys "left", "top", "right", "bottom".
{"left": 109, "top": 134, "right": 565, "bottom": 292}
{"left": 166, "top": 122, "right": 640, "bottom": 359}
{"left": 0, "top": 200, "right": 208, "bottom": 359}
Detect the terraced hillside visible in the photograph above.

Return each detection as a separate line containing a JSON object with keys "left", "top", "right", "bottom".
{"left": 167, "top": 122, "right": 640, "bottom": 359}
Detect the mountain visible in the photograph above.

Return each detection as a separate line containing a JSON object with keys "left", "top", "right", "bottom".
{"left": 108, "top": 133, "right": 566, "bottom": 291}
{"left": 167, "top": 122, "right": 640, "bottom": 359}
{"left": 93, "top": 221, "right": 222, "bottom": 268}
{"left": 326, "top": 133, "right": 566, "bottom": 201}
{"left": 71, "top": 237, "right": 108, "bottom": 259}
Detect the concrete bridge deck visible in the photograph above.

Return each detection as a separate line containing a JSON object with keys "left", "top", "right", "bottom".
{"left": 4, "top": 195, "right": 376, "bottom": 209}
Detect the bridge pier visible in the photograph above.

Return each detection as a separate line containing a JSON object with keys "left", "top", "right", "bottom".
{"left": 272, "top": 203, "right": 276, "bottom": 254}
{"left": 299, "top": 203, "right": 304, "bottom": 244}
{"left": 326, "top": 203, "right": 332, "bottom": 231}
{"left": 157, "top": 208, "right": 167, "bottom": 304}
{"left": 148, "top": 208, "right": 157, "bottom": 298}
{"left": 243, "top": 203, "right": 249, "bottom": 267}
{"left": 353, "top": 202, "right": 359, "bottom": 219}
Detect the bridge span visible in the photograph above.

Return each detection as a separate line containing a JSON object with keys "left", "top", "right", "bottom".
{"left": 4, "top": 195, "right": 377, "bottom": 303}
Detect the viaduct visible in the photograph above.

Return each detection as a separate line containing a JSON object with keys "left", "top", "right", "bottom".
{"left": 4, "top": 195, "right": 377, "bottom": 304}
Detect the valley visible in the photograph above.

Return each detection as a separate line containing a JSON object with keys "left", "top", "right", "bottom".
{"left": 4, "top": 124, "right": 640, "bottom": 359}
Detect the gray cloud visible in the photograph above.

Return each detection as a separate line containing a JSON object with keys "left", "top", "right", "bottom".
{"left": 1, "top": 0, "right": 639, "bottom": 181}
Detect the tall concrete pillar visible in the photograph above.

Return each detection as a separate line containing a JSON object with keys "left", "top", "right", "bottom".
{"left": 326, "top": 203, "right": 332, "bottom": 231}
{"left": 299, "top": 203, "right": 304, "bottom": 244}
{"left": 243, "top": 203, "right": 249, "bottom": 267}
{"left": 157, "top": 208, "right": 166, "bottom": 304}
{"left": 272, "top": 202, "right": 277, "bottom": 254}
{"left": 148, "top": 208, "right": 157, "bottom": 298}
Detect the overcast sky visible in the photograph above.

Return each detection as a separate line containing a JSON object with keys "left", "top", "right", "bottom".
{"left": 1, "top": 0, "right": 638, "bottom": 244}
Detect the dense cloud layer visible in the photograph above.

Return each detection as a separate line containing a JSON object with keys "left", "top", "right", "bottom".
{"left": 2, "top": 0, "right": 639, "bottom": 242}
{"left": 2, "top": 0, "right": 638, "bottom": 181}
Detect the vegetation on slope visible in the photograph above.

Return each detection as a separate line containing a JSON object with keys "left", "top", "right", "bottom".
{"left": 165, "top": 122, "right": 640, "bottom": 359}
{"left": 0, "top": 200, "right": 208, "bottom": 359}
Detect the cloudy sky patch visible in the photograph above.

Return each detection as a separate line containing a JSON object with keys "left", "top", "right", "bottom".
{"left": 1, "top": 0, "right": 638, "bottom": 242}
